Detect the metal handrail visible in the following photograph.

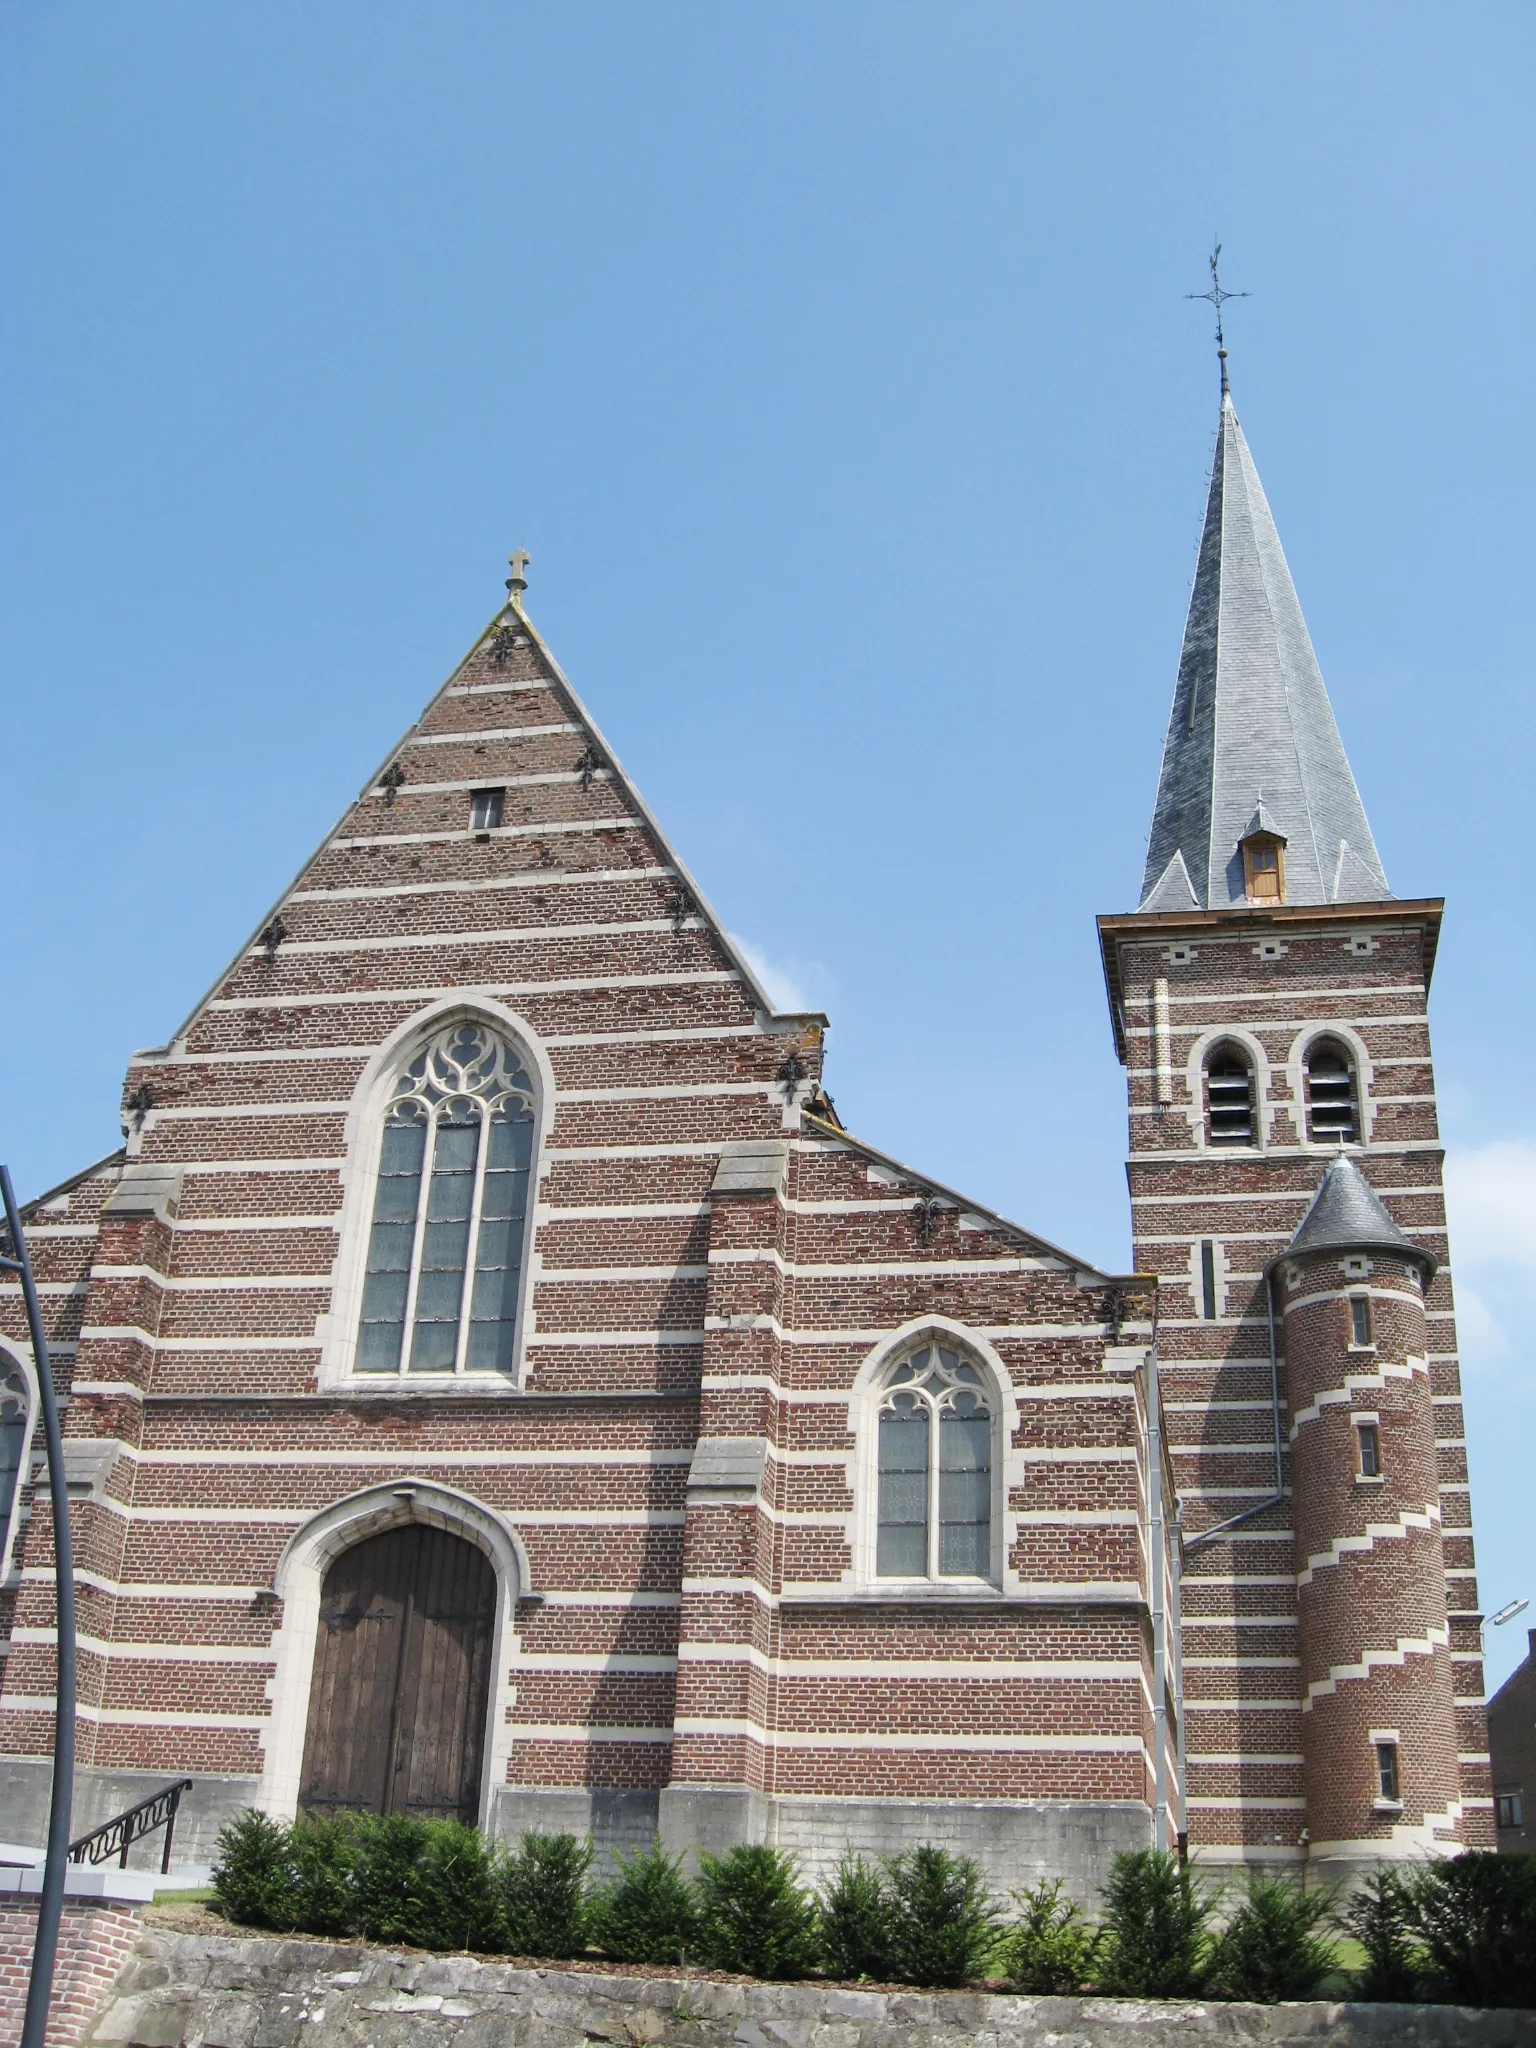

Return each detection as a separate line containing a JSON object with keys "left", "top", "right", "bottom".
{"left": 68, "top": 1779, "right": 195, "bottom": 1876}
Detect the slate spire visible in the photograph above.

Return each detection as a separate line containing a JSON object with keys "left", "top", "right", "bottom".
{"left": 1140, "top": 380, "right": 1389, "bottom": 912}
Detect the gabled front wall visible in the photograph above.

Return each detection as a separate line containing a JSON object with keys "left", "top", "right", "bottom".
{"left": 1, "top": 611, "right": 1167, "bottom": 1893}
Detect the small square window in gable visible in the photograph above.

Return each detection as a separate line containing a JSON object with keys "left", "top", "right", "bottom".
{"left": 1165, "top": 944, "right": 1196, "bottom": 966}
{"left": 470, "top": 787, "right": 506, "bottom": 836}
{"left": 1254, "top": 938, "right": 1288, "bottom": 961}
{"left": 1348, "top": 933, "right": 1380, "bottom": 957}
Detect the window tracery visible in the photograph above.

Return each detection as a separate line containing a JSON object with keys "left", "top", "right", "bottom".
{"left": 875, "top": 1342, "right": 994, "bottom": 1580}
{"left": 357, "top": 1022, "right": 537, "bottom": 1377}
{"left": 0, "top": 1358, "right": 30, "bottom": 1576}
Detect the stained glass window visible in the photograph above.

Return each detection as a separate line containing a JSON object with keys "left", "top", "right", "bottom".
{"left": 357, "top": 1023, "right": 536, "bottom": 1377}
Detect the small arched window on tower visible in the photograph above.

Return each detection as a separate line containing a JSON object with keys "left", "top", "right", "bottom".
{"left": 1304, "top": 1038, "right": 1359, "bottom": 1144}
{"left": 875, "top": 1342, "right": 994, "bottom": 1581}
{"left": 357, "top": 1021, "right": 537, "bottom": 1377}
{"left": 1205, "top": 1044, "right": 1255, "bottom": 1146}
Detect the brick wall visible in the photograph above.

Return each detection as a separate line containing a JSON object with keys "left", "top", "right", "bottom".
{"left": 0, "top": 1902, "right": 141, "bottom": 2048}
{"left": 1100, "top": 900, "right": 1492, "bottom": 1867}
{"left": 0, "top": 598, "right": 1168, "bottom": 1880}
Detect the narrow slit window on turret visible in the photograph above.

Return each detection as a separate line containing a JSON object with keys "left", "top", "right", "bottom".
{"left": 1306, "top": 1040, "right": 1359, "bottom": 1143}
{"left": 1199, "top": 1240, "right": 1218, "bottom": 1319}
{"left": 470, "top": 787, "right": 505, "bottom": 834}
{"left": 1349, "top": 1295, "right": 1373, "bottom": 1348}
{"left": 1375, "top": 1740, "right": 1400, "bottom": 1803}
{"left": 1356, "top": 1419, "right": 1382, "bottom": 1478}
{"left": 1205, "top": 1047, "right": 1255, "bottom": 1146}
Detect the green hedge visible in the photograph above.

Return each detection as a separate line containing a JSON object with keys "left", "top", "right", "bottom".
{"left": 211, "top": 1815, "right": 1536, "bottom": 2005}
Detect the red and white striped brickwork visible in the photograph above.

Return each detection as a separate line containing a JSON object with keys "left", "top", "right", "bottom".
{"left": 0, "top": 1901, "right": 142, "bottom": 2048}
{"left": 1099, "top": 901, "right": 1491, "bottom": 1869}
{"left": 1279, "top": 1237, "right": 1461, "bottom": 1862}
{"left": 0, "top": 596, "right": 1170, "bottom": 1878}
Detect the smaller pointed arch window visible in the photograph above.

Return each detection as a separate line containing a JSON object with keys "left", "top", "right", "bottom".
{"left": 1305, "top": 1039, "right": 1358, "bottom": 1144}
{"left": 357, "top": 1022, "right": 537, "bottom": 1377}
{"left": 1205, "top": 1045, "right": 1255, "bottom": 1146}
{"left": 876, "top": 1342, "right": 994, "bottom": 1580}
{"left": 0, "top": 1356, "right": 30, "bottom": 1576}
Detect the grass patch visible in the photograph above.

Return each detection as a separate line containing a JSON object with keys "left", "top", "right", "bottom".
{"left": 153, "top": 1885, "right": 216, "bottom": 1905}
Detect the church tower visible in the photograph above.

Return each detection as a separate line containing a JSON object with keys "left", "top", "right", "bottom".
{"left": 1098, "top": 363, "right": 1492, "bottom": 1876}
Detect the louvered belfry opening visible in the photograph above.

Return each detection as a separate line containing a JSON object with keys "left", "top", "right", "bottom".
{"left": 299, "top": 1523, "right": 497, "bottom": 1824}
{"left": 1305, "top": 1040, "right": 1359, "bottom": 1143}
{"left": 1204, "top": 1046, "right": 1255, "bottom": 1145}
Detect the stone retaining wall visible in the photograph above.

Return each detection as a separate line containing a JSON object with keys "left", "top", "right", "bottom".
{"left": 81, "top": 1931, "right": 1536, "bottom": 2048}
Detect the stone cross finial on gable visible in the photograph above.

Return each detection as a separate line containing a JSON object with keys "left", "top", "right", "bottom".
{"left": 506, "top": 549, "right": 530, "bottom": 601}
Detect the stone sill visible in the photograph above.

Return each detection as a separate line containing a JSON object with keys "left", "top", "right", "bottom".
{"left": 141, "top": 1386, "right": 698, "bottom": 1405}
{"left": 777, "top": 1586, "right": 1143, "bottom": 1610}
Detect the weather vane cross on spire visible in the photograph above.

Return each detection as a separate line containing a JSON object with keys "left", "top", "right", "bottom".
{"left": 1186, "top": 240, "right": 1249, "bottom": 392}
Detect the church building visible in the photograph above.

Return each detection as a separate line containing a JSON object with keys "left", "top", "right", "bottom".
{"left": 0, "top": 357, "right": 1491, "bottom": 1891}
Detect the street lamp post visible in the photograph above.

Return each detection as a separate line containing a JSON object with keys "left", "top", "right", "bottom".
{"left": 1, "top": 1166, "right": 76, "bottom": 2048}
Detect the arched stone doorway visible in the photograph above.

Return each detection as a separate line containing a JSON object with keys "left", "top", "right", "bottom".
{"left": 298, "top": 1522, "right": 496, "bottom": 1823}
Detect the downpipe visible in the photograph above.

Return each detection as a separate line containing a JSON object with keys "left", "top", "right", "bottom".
{"left": 1183, "top": 1270, "right": 1285, "bottom": 1555}
{"left": 1145, "top": 1307, "right": 1176, "bottom": 1851}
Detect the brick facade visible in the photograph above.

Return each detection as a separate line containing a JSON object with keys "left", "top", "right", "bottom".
{"left": 0, "top": 491, "right": 1488, "bottom": 1887}
{"left": 0, "top": 598, "right": 1167, "bottom": 1893}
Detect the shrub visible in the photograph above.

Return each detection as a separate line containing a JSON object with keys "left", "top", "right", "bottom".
{"left": 211, "top": 1809, "right": 297, "bottom": 1930}
{"left": 1342, "top": 1868, "right": 1425, "bottom": 2003}
{"left": 1003, "top": 1878, "right": 1101, "bottom": 1994}
{"left": 1207, "top": 1872, "right": 1339, "bottom": 2003}
{"left": 285, "top": 1816, "right": 364, "bottom": 1937}
{"left": 881, "top": 1846, "right": 1001, "bottom": 1988}
{"left": 496, "top": 1831, "right": 595, "bottom": 1959}
{"left": 1407, "top": 1852, "right": 1536, "bottom": 2010}
{"left": 819, "top": 1854, "right": 896, "bottom": 1982}
{"left": 347, "top": 1814, "right": 429, "bottom": 1945}
{"left": 1096, "top": 1850, "right": 1213, "bottom": 1998}
{"left": 593, "top": 1841, "right": 698, "bottom": 1965}
{"left": 693, "top": 1845, "right": 821, "bottom": 1979}
{"left": 349, "top": 1815, "right": 498, "bottom": 1952}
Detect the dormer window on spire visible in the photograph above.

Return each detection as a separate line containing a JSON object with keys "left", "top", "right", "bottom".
{"left": 1243, "top": 837, "right": 1283, "bottom": 902}
{"left": 1239, "top": 804, "right": 1287, "bottom": 905}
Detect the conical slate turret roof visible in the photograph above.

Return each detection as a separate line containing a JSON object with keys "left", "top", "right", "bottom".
{"left": 1270, "top": 1155, "right": 1435, "bottom": 1278}
{"left": 1140, "top": 385, "right": 1390, "bottom": 911}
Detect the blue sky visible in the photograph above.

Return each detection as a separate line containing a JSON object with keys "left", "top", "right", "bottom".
{"left": 2, "top": 3, "right": 1532, "bottom": 1686}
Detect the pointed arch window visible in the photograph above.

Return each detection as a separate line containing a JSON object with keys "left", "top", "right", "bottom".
{"left": 1305, "top": 1039, "right": 1358, "bottom": 1144}
{"left": 357, "top": 1023, "right": 537, "bottom": 1376}
{"left": 0, "top": 1357, "right": 30, "bottom": 1577}
{"left": 1205, "top": 1045, "right": 1255, "bottom": 1146}
{"left": 876, "top": 1342, "right": 994, "bottom": 1580}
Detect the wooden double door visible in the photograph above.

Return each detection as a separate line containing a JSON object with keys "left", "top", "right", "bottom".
{"left": 299, "top": 1523, "right": 496, "bottom": 1824}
